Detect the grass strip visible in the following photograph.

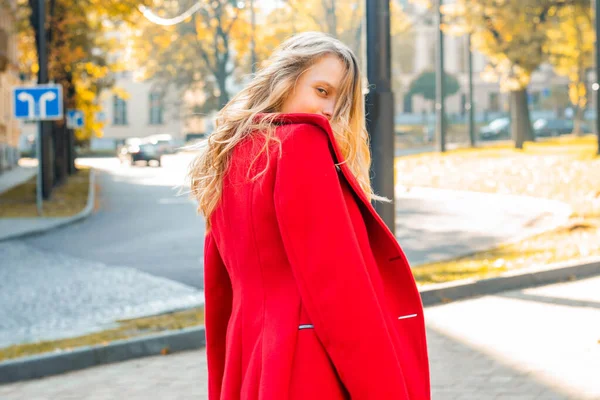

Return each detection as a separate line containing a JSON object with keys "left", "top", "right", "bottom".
{"left": 393, "top": 135, "right": 600, "bottom": 286}
{"left": 0, "top": 307, "right": 204, "bottom": 362}
{"left": 0, "top": 167, "right": 90, "bottom": 218}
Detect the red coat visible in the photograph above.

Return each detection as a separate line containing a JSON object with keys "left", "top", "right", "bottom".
{"left": 204, "top": 113, "right": 430, "bottom": 399}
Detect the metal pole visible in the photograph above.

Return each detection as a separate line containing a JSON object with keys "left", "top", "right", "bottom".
{"left": 36, "top": 0, "right": 47, "bottom": 214}
{"left": 595, "top": 0, "right": 600, "bottom": 154}
{"left": 435, "top": 0, "right": 447, "bottom": 152}
{"left": 366, "top": 0, "right": 395, "bottom": 232}
{"left": 250, "top": 0, "right": 256, "bottom": 74}
{"left": 467, "top": 33, "right": 475, "bottom": 147}
{"left": 36, "top": 122, "right": 43, "bottom": 215}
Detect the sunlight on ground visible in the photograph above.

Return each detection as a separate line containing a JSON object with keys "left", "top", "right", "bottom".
{"left": 396, "top": 135, "right": 600, "bottom": 285}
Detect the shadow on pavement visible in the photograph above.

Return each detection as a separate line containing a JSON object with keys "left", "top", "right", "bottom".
{"left": 427, "top": 324, "right": 575, "bottom": 399}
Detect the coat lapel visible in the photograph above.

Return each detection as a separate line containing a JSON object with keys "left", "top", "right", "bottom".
{"left": 271, "top": 113, "right": 400, "bottom": 249}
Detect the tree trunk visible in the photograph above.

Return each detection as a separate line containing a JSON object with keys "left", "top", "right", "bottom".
{"left": 52, "top": 122, "right": 68, "bottom": 186}
{"left": 510, "top": 88, "right": 534, "bottom": 149}
{"left": 324, "top": 0, "right": 337, "bottom": 37}
{"left": 41, "top": 122, "right": 54, "bottom": 199}
{"left": 216, "top": 65, "right": 229, "bottom": 108}
{"left": 573, "top": 103, "right": 584, "bottom": 136}
{"left": 67, "top": 128, "right": 76, "bottom": 175}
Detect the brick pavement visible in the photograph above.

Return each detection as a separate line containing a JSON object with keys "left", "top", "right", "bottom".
{"left": 0, "top": 241, "right": 204, "bottom": 347}
{"left": 1, "top": 276, "right": 599, "bottom": 400}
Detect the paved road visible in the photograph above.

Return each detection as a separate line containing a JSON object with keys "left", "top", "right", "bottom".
{"left": 24, "top": 156, "right": 205, "bottom": 289}
{"left": 0, "top": 153, "right": 573, "bottom": 347}
{"left": 28, "top": 153, "right": 571, "bottom": 271}
{"left": 0, "top": 156, "right": 206, "bottom": 346}
{"left": 2, "top": 275, "right": 598, "bottom": 399}
{"left": 14, "top": 151, "right": 572, "bottom": 287}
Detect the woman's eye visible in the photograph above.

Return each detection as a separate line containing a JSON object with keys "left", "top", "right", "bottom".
{"left": 317, "top": 88, "right": 328, "bottom": 96}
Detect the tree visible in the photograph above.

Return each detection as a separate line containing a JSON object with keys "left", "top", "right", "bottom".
{"left": 14, "top": 0, "right": 148, "bottom": 192}
{"left": 545, "top": 3, "right": 593, "bottom": 136}
{"left": 408, "top": 70, "right": 460, "bottom": 110}
{"left": 442, "top": 0, "right": 570, "bottom": 149}
{"left": 131, "top": 0, "right": 413, "bottom": 117}
{"left": 131, "top": 0, "right": 252, "bottom": 112}
{"left": 284, "top": 0, "right": 411, "bottom": 70}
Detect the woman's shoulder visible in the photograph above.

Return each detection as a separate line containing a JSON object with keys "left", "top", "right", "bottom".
{"left": 274, "top": 118, "right": 330, "bottom": 149}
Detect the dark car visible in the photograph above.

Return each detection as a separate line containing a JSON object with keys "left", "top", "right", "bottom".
{"left": 479, "top": 117, "right": 511, "bottom": 140}
{"left": 119, "top": 143, "right": 162, "bottom": 167}
{"left": 532, "top": 118, "right": 591, "bottom": 137}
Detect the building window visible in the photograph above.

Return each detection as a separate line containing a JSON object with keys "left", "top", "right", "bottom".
{"left": 149, "top": 93, "right": 164, "bottom": 125}
{"left": 113, "top": 95, "right": 128, "bottom": 125}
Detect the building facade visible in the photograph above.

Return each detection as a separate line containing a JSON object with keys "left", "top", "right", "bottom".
{"left": 0, "top": 0, "right": 21, "bottom": 172}
{"left": 94, "top": 71, "right": 184, "bottom": 147}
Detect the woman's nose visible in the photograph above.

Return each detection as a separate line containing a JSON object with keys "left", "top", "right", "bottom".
{"left": 322, "top": 104, "right": 334, "bottom": 119}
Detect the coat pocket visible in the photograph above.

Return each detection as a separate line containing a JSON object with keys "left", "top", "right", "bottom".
{"left": 288, "top": 328, "right": 349, "bottom": 400}
{"left": 394, "top": 312, "right": 428, "bottom": 390}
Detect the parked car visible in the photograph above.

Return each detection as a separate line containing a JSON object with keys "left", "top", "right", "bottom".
{"left": 479, "top": 117, "right": 511, "bottom": 140}
{"left": 532, "top": 118, "right": 591, "bottom": 137}
{"left": 155, "top": 138, "right": 186, "bottom": 154}
{"left": 146, "top": 134, "right": 183, "bottom": 155}
{"left": 118, "top": 143, "right": 162, "bottom": 167}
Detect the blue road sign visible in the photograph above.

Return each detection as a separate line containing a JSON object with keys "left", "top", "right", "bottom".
{"left": 12, "top": 84, "right": 63, "bottom": 121}
{"left": 67, "top": 109, "right": 85, "bottom": 129}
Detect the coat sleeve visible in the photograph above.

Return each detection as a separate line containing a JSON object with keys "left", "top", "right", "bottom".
{"left": 273, "top": 124, "right": 409, "bottom": 399}
{"left": 203, "top": 231, "right": 232, "bottom": 400}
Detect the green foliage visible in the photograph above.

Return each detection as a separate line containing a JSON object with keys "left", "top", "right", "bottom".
{"left": 408, "top": 70, "right": 460, "bottom": 101}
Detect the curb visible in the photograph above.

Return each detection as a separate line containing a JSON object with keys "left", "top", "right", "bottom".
{"left": 419, "top": 257, "right": 600, "bottom": 307}
{"left": 1, "top": 257, "right": 599, "bottom": 385}
{"left": 0, "top": 169, "right": 96, "bottom": 242}
{"left": 0, "top": 326, "right": 205, "bottom": 384}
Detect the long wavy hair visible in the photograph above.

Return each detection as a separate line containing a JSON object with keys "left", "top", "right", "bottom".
{"left": 188, "top": 31, "right": 385, "bottom": 229}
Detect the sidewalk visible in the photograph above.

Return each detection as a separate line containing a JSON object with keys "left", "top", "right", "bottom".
{"left": 0, "top": 166, "right": 36, "bottom": 195}
{"left": 0, "top": 164, "right": 91, "bottom": 242}
{"left": 2, "top": 275, "right": 598, "bottom": 399}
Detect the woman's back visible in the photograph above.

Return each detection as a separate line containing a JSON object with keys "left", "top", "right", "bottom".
{"left": 194, "top": 31, "right": 429, "bottom": 400}
{"left": 204, "top": 118, "right": 429, "bottom": 399}
{"left": 206, "top": 123, "right": 352, "bottom": 399}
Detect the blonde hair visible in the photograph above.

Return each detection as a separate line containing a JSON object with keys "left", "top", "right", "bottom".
{"left": 188, "top": 31, "right": 385, "bottom": 229}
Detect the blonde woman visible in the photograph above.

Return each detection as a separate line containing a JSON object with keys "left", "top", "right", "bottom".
{"left": 189, "top": 31, "right": 430, "bottom": 399}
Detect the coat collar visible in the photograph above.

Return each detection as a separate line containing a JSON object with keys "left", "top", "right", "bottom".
{"left": 262, "top": 112, "right": 398, "bottom": 245}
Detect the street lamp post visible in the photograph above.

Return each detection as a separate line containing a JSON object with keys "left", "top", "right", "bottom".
{"left": 435, "top": 0, "right": 447, "bottom": 152}
{"left": 366, "top": 0, "right": 395, "bottom": 232}
{"left": 466, "top": 33, "right": 475, "bottom": 147}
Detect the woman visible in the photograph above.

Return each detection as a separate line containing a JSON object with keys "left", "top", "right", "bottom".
{"left": 189, "top": 32, "right": 430, "bottom": 399}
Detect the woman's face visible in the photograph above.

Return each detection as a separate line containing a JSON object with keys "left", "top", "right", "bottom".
{"left": 280, "top": 54, "right": 346, "bottom": 120}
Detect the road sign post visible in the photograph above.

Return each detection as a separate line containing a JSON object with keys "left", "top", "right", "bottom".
{"left": 12, "top": 84, "right": 63, "bottom": 216}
